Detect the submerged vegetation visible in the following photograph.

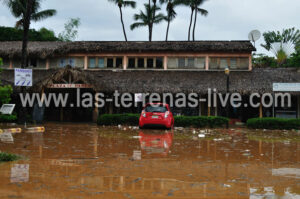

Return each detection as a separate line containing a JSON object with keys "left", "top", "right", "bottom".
{"left": 0, "top": 152, "right": 20, "bottom": 162}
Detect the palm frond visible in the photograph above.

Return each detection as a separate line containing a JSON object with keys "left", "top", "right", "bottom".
{"left": 31, "top": 9, "right": 57, "bottom": 21}
{"left": 123, "top": 0, "right": 136, "bottom": 8}
{"left": 196, "top": 7, "right": 208, "bottom": 16}
{"left": 130, "top": 22, "right": 147, "bottom": 30}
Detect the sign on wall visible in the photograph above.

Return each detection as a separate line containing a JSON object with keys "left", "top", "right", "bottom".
{"left": 14, "top": 68, "right": 32, "bottom": 87}
{"left": 48, "top": 84, "right": 93, "bottom": 88}
{"left": 273, "top": 83, "right": 300, "bottom": 92}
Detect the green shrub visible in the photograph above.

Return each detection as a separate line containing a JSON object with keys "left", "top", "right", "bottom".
{"left": 0, "top": 152, "right": 19, "bottom": 162}
{"left": 97, "top": 114, "right": 139, "bottom": 126}
{"left": 174, "top": 116, "right": 229, "bottom": 128}
{"left": 0, "top": 114, "right": 17, "bottom": 123}
{"left": 97, "top": 114, "right": 229, "bottom": 128}
{"left": 247, "top": 118, "right": 300, "bottom": 130}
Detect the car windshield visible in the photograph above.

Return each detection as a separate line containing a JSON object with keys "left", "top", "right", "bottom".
{"left": 145, "top": 105, "right": 167, "bottom": 113}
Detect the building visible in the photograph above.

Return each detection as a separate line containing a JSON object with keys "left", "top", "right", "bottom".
{"left": 0, "top": 41, "right": 299, "bottom": 122}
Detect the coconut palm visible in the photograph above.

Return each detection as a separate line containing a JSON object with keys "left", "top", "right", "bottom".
{"left": 2, "top": 0, "right": 57, "bottom": 28}
{"left": 181, "top": 0, "right": 208, "bottom": 41}
{"left": 108, "top": 0, "right": 136, "bottom": 42}
{"left": 192, "top": 0, "right": 208, "bottom": 41}
{"left": 130, "top": 3, "right": 166, "bottom": 41}
{"left": 159, "top": 0, "right": 178, "bottom": 41}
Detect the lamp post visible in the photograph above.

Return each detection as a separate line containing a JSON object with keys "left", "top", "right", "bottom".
{"left": 225, "top": 67, "right": 230, "bottom": 129}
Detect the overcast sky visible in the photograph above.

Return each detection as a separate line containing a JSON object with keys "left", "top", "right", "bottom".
{"left": 0, "top": 0, "right": 299, "bottom": 55}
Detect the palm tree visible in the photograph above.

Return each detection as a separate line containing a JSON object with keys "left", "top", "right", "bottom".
{"left": 159, "top": 0, "right": 180, "bottom": 41}
{"left": 182, "top": 0, "right": 208, "bottom": 41}
{"left": 192, "top": 0, "right": 208, "bottom": 41}
{"left": 130, "top": 3, "right": 166, "bottom": 41}
{"left": 2, "top": 0, "right": 57, "bottom": 28}
{"left": 108, "top": 0, "right": 136, "bottom": 42}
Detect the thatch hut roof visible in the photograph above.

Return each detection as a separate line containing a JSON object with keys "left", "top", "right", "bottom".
{"left": 0, "top": 41, "right": 255, "bottom": 59}
{"left": 1, "top": 67, "right": 300, "bottom": 95}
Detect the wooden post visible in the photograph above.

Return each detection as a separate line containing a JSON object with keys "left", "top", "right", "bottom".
{"left": 207, "top": 105, "right": 211, "bottom": 117}
{"left": 205, "top": 55, "right": 209, "bottom": 70}
{"left": 123, "top": 56, "right": 127, "bottom": 70}
{"left": 93, "top": 107, "right": 99, "bottom": 123}
{"left": 249, "top": 55, "right": 252, "bottom": 71}
{"left": 46, "top": 59, "right": 50, "bottom": 69}
{"left": 163, "top": 56, "right": 168, "bottom": 70}
{"left": 9, "top": 59, "right": 13, "bottom": 69}
{"left": 259, "top": 103, "right": 263, "bottom": 118}
{"left": 84, "top": 56, "right": 88, "bottom": 70}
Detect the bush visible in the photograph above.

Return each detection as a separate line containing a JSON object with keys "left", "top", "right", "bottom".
{"left": 0, "top": 114, "right": 17, "bottom": 123}
{"left": 0, "top": 152, "right": 19, "bottom": 162}
{"left": 247, "top": 117, "right": 300, "bottom": 130}
{"left": 174, "top": 116, "right": 229, "bottom": 128}
{"left": 97, "top": 114, "right": 229, "bottom": 128}
{"left": 97, "top": 114, "right": 139, "bottom": 126}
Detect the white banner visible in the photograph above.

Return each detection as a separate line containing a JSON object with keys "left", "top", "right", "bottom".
{"left": 14, "top": 68, "right": 32, "bottom": 87}
{"left": 273, "top": 83, "right": 300, "bottom": 92}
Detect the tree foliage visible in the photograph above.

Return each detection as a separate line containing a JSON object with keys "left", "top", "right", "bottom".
{"left": 2, "top": 0, "right": 57, "bottom": 28}
{"left": 58, "top": 18, "right": 81, "bottom": 42}
{"left": 261, "top": 27, "right": 300, "bottom": 51}
{"left": 0, "top": 26, "right": 59, "bottom": 41}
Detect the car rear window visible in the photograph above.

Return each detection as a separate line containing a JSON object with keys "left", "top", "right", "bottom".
{"left": 145, "top": 105, "right": 167, "bottom": 113}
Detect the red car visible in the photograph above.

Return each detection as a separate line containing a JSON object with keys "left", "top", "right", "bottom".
{"left": 139, "top": 103, "right": 174, "bottom": 129}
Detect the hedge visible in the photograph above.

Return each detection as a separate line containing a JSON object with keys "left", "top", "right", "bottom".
{"left": 97, "top": 114, "right": 229, "bottom": 128}
{"left": 0, "top": 114, "right": 17, "bottom": 123}
{"left": 247, "top": 117, "right": 300, "bottom": 130}
{"left": 0, "top": 152, "right": 20, "bottom": 162}
{"left": 174, "top": 116, "right": 229, "bottom": 128}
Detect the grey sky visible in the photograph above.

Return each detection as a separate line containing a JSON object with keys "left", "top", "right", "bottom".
{"left": 0, "top": 0, "right": 299, "bottom": 55}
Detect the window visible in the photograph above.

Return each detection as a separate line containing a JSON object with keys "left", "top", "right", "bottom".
{"left": 68, "top": 58, "right": 75, "bottom": 67}
{"left": 220, "top": 58, "right": 227, "bottom": 69}
{"left": 195, "top": 58, "right": 205, "bottom": 69}
{"left": 187, "top": 58, "right": 195, "bottom": 68}
{"left": 178, "top": 58, "right": 186, "bottom": 68}
{"left": 147, "top": 58, "right": 154, "bottom": 68}
{"left": 89, "top": 58, "right": 96, "bottom": 68}
{"left": 209, "top": 57, "right": 249, "bottom": 70}
{"left": 230, "top": 58, "right": 237, "bottom": 69}
{"left": 138, "top": 58, "right": 144, "bottom": 68}
{"left": 128, "top": 58, "right": 135, "bottom": 68}
{"left": 98, "top": 58, "right": 105, "bottom": 68}
{"left": 59, "top": 59, "right": 66, "bottom": 68}
{"left": 116, "top": 58, "right": 123, "bottom": 68}
{"left": 156, "top": 57, "right": 163, "bottom": 69}
{"left": 107, "top": 58, "right": 114, "bottom": 68}
{"left": 239, "top": 58, "right": 249, "bottom": 69}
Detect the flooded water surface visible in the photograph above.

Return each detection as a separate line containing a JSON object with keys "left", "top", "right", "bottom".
{"left": 0, "top": 123, "right": 299, "bottom": 199}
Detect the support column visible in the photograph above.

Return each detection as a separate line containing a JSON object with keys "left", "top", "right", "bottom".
{"left": 123, "top": 56, "right": 127, "bottom": 70}
{"left": 9, "top": 59, "right": 13, "bottom": 69}
{"left": 249, "top": 55, "right": 252, "bottom": 71}
{"left": 259, "top": 103, "right": 263, "bottom": 118}
{"left": 205, "top": 55, "right": 209, "bottom": 70}
{"left": 298, "top": 96, "right": 300, "bottom": 119}
{"left": 46, "top": 59, "right": 50, "bottom": 69}
{"left": 84, "top": 56, "right": 88, "bottom": 70}
{"left": 207, "top": 105, "right": 211, "bottom": 117}
{"left": 163, "top": 56, "right": 168, "bottom": 70}
{"left": 93, "top": 107, "right": 99, "bottom": 123}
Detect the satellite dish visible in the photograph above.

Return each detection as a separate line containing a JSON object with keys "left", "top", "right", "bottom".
{"left": 248, "top": 30, "right": 261, "bottom": 47}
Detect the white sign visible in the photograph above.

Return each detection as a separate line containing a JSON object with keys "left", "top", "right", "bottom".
{"left": 48, "top": 84, "right": 92, "bottom": 88}
{"left": 135, "top": 93, "right": 143, "bottom": 102}
{"left": 0, "top": 104, "right": 15, "bottom": 115}
{"left": 0, "top": 133, "right": 14, "bottom": 143}
{"left": 14, "top": 68, "right": 32, "bottom": 87}
{"left": 11, "top": 164, "right": 29, "bottom": 183}
{"left": 273, "top": 83, "right": 300, "bottom": 92}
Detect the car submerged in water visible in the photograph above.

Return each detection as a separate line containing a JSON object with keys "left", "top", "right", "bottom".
{"left": 139, "top": 103, "right": 174, "bottom": 129}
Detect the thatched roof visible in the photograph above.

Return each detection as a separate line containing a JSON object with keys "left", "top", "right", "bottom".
{"left": 0, "top": 41, "right": 255, "bottom": 59}
{"left": 1, "top": 67, "right": 300, "bottom": 95}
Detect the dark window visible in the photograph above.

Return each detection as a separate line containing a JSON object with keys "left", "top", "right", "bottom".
{"left": 138, "top": 58, "right": 145, "bottom": 68}
{"left": 178, "top": 58, "right": 185, "bottom": 68}
{"left": 156, "top": 57, "right": 163, "bottom": 69}
{"left": 107, "top": 58, "right": 114, "bottom": 68}
{"left": 145, "top": 105, "right": 167, "bottom": 113}
{"left": 128, "top": 58, "right": 135, "bottom": 68}
{"left": 116, "top": 58, "right": 123, "bottom": 68}
{"left": 30, "top": 59, "right": 37, "bottom": 67}
{"left": 147, "top": 58, "right": 154, "bottom": 68}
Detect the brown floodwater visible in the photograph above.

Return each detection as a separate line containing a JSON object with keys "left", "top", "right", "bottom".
{"left": 0, "top": 123, "right": 299, "bottom": 199}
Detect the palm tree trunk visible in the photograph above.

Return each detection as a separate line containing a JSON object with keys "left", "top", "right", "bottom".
{"left": 19, "top": 0, "right": 33, "bottom": 124}
{"left": 192, "top": 8, "right": 198, "bottom": 41}
{"left": 119, "top": 6, "right": 127, "bottom": 42}
{"left": 188, "top": 7, "right": 194, "bottom": 41}
{"left": 150, "top": 0, "right": 156, "bottom": 42}
{"left": 165, "top": 15, "right": 171, "bottom": 41}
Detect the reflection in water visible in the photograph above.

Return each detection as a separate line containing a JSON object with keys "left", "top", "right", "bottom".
{"left": 0, "top": 124, "right": 299, "bottom": 199}
{"left": 10, "top": 164, "right": 29, "bottom": 183}
{"left": 139, "top": 130, "right": 173, "bottom": 157}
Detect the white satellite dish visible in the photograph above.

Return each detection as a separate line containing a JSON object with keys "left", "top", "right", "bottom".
{"left": 248, "top": 30, "right": 261, "bottom": 47}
